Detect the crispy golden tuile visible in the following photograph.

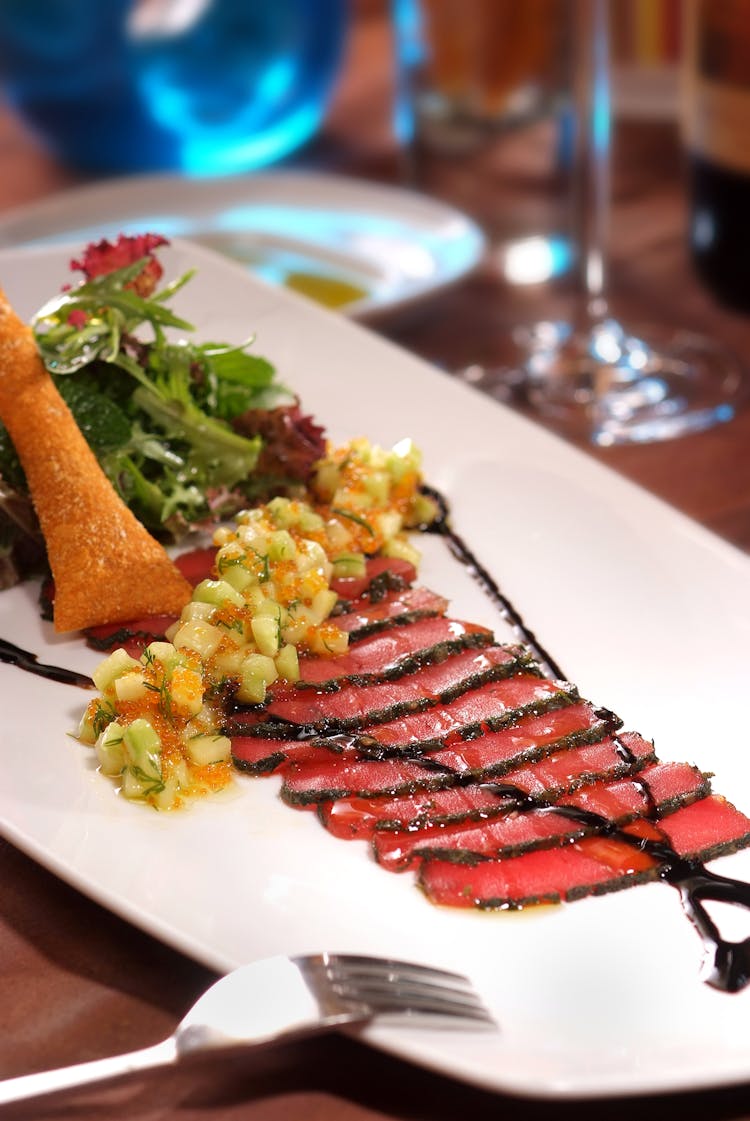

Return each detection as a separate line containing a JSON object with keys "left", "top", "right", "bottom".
{"left": 0, "top": 286, "right": 192, "bottom": 631}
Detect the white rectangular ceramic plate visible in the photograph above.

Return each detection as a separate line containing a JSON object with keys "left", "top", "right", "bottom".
{"left": 1, "top": 239, "right": 750, "bottom": 1101}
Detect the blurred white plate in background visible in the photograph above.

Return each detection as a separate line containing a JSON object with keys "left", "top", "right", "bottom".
{"left": 0, "top": 171, "right": 485, "bottom": 318}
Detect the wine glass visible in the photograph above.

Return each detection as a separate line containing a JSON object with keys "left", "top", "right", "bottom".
{"left": 475, "top": 0, "right": 748, "bottom": 446}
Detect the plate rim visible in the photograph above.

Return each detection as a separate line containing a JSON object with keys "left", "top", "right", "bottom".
{"left": 0, "top": 169, "right": 486, "bottom": 319}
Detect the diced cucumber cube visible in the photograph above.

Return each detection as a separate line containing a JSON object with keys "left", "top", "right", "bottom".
{"left": 364, "top": 470, "right": 390, "bottom": 505}
{"left": 171, "top": 759, "right": 191, "bottom": 789}
{"left": 313, "top": 460, "right": 340, "bottom": 501}
{"left": 275, "top": 643, "right": 300, "bottom": 682}
{"left": 334, "top": 488, "right": 370, "bottom": 512}
{"left": 142, "top": 641, "right": 179, "bottom": 667}
{"left": 193, "top": 578, "right": 245, "bottom": 609}
{"left": 151, "top": 774, "right": 181, "bottom": 812}
{"left": 267, "top": 529, "right": 296, "bottom": 562}
{"left": 350, "top": 436, "right": 372, "bottom": 463}
{"left": 281, "top": 614, "right": 309, "bottom": 645}
{"left": 298, "top": 569, "right": 327, "bottom": 601}
{"left": 180, "top": 601, "right": 217, "bottom": 624}
{"left": 382, "top": 536, "right": 421, "bottom": 567}
{"left": 92, "top": 648, "right": 141, "bottom": 693}
{"left": 211, "top": 646, "right": 245, "bottom": 678}
{"left": 295, "top": 539, "right": 328, "bottom": 574}
{"left": 309, "top": 625, "right": 348, "bottom": 657}
{"left": 260, "top": 576, "right": 277, "bottom": 598}
{"left": 221, "top": 563, "right": 257, "bottom": 594}
{"left": 173, "top": 619, "right": 224, "bottom": 659}
{"left": 386, "top": 438, "right": 420, "bottom": 480}
{"left": 325, "top": 518, "right": 352, "bottom": 550}
{"left": 255, "top": 598, "right": 285, "bottom": 621}
{"left": 123, "top": 718, "right": 162, "bottom": 781}
{"left": 266, "top": 496, "right": 294, "bottom": 527}
{"left": 236, "top": 653, "right": 278, "bottom": 704}
{"left": 186, "top": 734, "right": 232, "bottom": 767}
{"left": 406, "top": 492, "right": 439, "bottom": 527}
{"left": 251, "top": 614, "right": 280, "bottom": 657}
{"left": 240, "top": 585, "right": 266, "bottom": 612}
{"left": 95, "top": 722, "right": 126, "bottom": 776}
{"left": 114, "top": 671, "right": 149, "bottom": 703}
{"left": 310, "top": 588, "right": 338, "bottom": 624}
{"left": 374, "top": 510, "right": 402, "bottom": 541}
{"left": 331, "top": 552, "right": 366, "bottom": 578}
{"left": 297, "top": 507, "right": 324, "bottom": 533}
{"left": 77, "top": 704, "right": 100, "bottom": 745}
{"left": 121, "top": 768, "right": 147, "bottom": 800}
{"left": 169, "top": 665, "right": 204, "bottom": 716}
{"left": 212, "top": 525, "right": 234, "bottom": 546}
{"left": 237, "top": 507, "right": 265, "bottom": 527}
{"left": 215, "top": 542, "right": 243, "bottom": 567}
{"left": 241, "top": 531, "right": 269, "bottom": 556}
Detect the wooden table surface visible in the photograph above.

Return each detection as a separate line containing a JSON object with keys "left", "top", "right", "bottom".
{"left": 1, "top": 4, "right": 750, "bottom": 1119}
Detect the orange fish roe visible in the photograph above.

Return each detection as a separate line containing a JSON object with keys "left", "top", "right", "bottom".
{"left": 79, "top": 437, "right": 436, "bottom": 811}
{"left": 309, "top": 437, "right": 437, "bottom": 561}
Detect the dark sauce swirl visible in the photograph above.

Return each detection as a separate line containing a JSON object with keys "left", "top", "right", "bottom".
{"left": 0, "top": 637, "right": 93, "bottom": 689}
{"left": 419, "top": 488, "right": 750, "bottom": 993}
{"left": 419, "top": 485, "right": 567, "bottom": 681}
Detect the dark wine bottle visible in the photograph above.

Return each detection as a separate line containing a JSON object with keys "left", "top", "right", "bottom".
{"left": 683, "top": 0, "right": 750, "bottom": 313}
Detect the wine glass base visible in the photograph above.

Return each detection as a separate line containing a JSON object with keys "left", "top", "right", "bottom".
{"left": 493, "top": 318, "right": 748, "bottom": 446}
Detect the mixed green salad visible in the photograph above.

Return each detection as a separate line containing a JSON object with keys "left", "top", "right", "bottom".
{"left": 0, "top": 234, "right": 326, "bottom": 588}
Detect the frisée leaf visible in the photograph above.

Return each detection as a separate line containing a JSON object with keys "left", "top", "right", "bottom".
{"left": 0, "top": 235, "right": 326, "bottom": 581}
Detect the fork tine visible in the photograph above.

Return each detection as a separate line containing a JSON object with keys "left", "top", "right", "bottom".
{"left": 325, "top": 954, "right": 467, "bottom": 977}
{"left": 329, "top": 968, "right": 482, "bottom": 1004}
{"left": 344, "top": 989, "right": 494, "bottom": 1022}
{"left": 327, "top": 955, "right": 480, "bottom": 997}
{"left": 327, "top": 955, "right": 472, "bottom": 988}
{"left": 320, "top": 955, "right": 496, "bottom": 1025}
{"left": 331, "top": 983, "right": 494, "bottom": 1022}
{"left": 372, "top": 998, "right": 495, "bottom": 1024}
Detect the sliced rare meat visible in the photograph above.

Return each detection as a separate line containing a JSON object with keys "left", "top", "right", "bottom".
{"left": 418, "top": 795, "right": 750, "bottom": 908}
{"left": 251, "top": 645, "right": 535, "bottom": 730}
{"left": 372, "top": 761, "right": 710, "bottom": 870}
{"left": 333, "top": 677, "right": 586, "bottom": 752}
{"left": 276, "top": 708, "right": 637, "bottom": 806}
{"left": 316, "top": 731, "right": 657, "bottom": 838}
{"left": 329, "top": 556, "right": 417, "bottom": 601}
{"left": 229, "top": 683, "right": 587, "bottom": 774}
{"left": 334, "top": 586, "right": 449, "bottom": 639}
{"left": 218, "top": 546, "right": 750, "bottom": 918}
{"left": 292, "top": 615, "right": 494, "bottom": 687}
{"left": 84, "top": 614, "right": 179, "bottom": 656}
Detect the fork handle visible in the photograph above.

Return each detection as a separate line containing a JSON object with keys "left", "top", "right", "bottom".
{"left": 0, "top": 1038, "right": 177, "bottom": 1106}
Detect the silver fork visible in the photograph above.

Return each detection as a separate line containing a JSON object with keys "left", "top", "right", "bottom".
{"left": 0, "top": 953, "right": 495, "bottom": 1106}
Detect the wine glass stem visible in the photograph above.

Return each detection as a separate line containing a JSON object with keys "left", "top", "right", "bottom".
{"left": 573, "top": 0, "right": 611, "bottom": 327}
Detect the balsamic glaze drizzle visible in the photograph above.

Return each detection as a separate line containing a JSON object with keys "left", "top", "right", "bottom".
{"left": 0, "top": 636, "right": 93, "bottom": 689}
{"left": 1, "top": 490, "right": 748, "bottom": 991}
{"left": 420, "top": 485, "right": 567, "bottom": 682}
{"left": 419, "top": 488, "right": 750, "bottom": 994}
{"left": 612, "top": 732, "right": 750, "bottom": 994}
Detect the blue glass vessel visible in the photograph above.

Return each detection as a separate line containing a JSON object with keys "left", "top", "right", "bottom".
{"left": 0, "top": 0, "right": 348, "bottom": 174}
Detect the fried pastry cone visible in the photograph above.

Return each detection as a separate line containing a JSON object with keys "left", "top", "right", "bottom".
{"left": 0, "top": 286, "right": 192, "bottom": 631}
